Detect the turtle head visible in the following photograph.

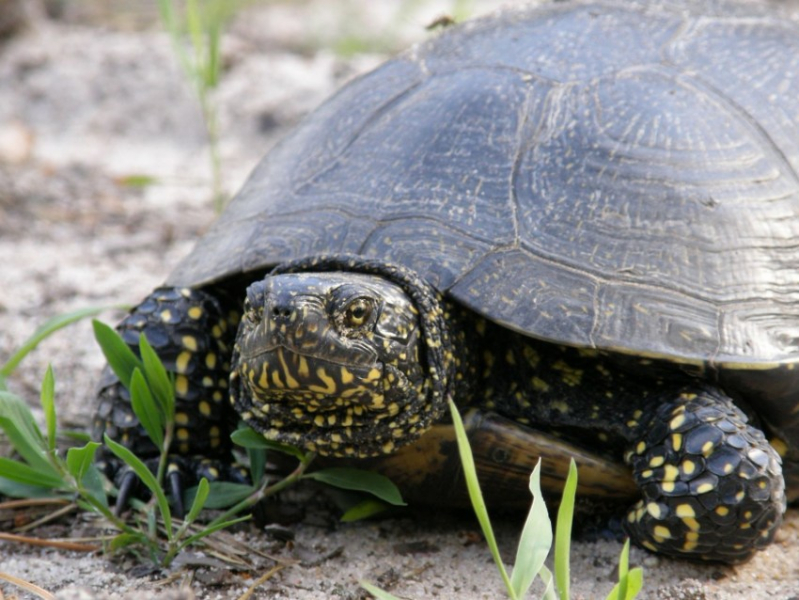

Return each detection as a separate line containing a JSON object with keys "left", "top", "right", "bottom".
{"left": 231, "top": 257, "right": 453, "bottom": 457}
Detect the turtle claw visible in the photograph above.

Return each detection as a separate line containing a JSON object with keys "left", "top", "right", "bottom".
{"left": 114, "top": 469, "right": 140, "bottom": 517}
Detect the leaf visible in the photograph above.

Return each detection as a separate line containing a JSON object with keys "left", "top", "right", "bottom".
{"left": 110, "top": 532, "right": 147, "bottom": 552}
{"left": 66, "top": 442, "right": 101, "bottom": 481}
{"left": 604, "top": 540, "right": 644, "bottom": 600}
{"left": 554, "top": 459, "right": 578, "bottom": 600}
{"left": 129, "top": 368, "right": 164, "bottom": 451}
{"left": 448, "top": 399, "right": 515, "bottom": 597}
{"left": 116, "top": 174, "right": 158, "bottom": 188}
{"left": 246, "top": 445, "right": 266, "bottom": 487}
{"left": 80, "top": 464, "right": 109, "bottom": 509}
{"left": 231, "top": 427, "right": 306, "bottom": 460}
{"left": 40, "top": 366, "right": 57, "bottom": 454}
{"left": 510, "top": 459, "right": 552, "bottom": 599}
{"left": 0, "top": 476, "right": 59, "bottom": 499}
{"left": 359, "top": 581, "right": 404, "bottom": 600}
{"left": 104, "top": 435, "right": 172, "bottom": 534}
{"left": 189, "top": 481, "right": 255, "bottom": 509}
{"left": 304, "top": 468, "right": 405, "bottom": 506}
{"left": 0, "top": 391, "right": 52, "bottom": 473}
{"left": 185, "top": 477, "right": 210, "bottom": 524}
{"left": 341, "top": 498, "right": 390, "bottom": 522}
{"left": 93, "top": 320, "right": 142, "bottom": 389}
{"left": 139, "top": 334, "right": 174, "bottom": 419}
{"left": 0, "top": 457, "right": 65, "bottom": 489}
{"left": 1, "top": 307, "right": 110, "bottom": 381}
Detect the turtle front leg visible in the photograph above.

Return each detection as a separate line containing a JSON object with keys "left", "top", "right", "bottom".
{"left": 625, "top": 386, "right": 785, "bottom": 563}
{"left": 93, "top": 287, "right": 245, "bottom": 514}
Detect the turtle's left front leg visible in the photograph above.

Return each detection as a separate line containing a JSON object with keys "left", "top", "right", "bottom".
{"left": 624, "top": 385, "right": 785, "bottom": 563}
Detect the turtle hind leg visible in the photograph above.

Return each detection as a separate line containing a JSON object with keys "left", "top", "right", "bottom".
{"left": 625, "top": 386, "right": 785, "bottom": 563}
{"left": 93, "top": 286, "right": 243, "bottom": 512}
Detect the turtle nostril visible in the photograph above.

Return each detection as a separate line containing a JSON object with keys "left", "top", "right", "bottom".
{"left": 271, "top": 306, "right": 292, "bottom": 320}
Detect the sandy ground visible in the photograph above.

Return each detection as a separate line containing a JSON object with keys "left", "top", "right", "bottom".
{"left": 2, "top": 1, "right": 799, "bottom": 599}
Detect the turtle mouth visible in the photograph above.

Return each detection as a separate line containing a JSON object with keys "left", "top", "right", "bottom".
{"left": 239, "top": 345, "right": 386, "bottom": 410}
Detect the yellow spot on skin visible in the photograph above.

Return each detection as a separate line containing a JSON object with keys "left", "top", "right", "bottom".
{"left": 716, "top": 506, "right": 729, "bottom": 517}
{"left": 683, "top": 540, "right": 698, "bottom": 552}
{"left": 682, "top": 460, "right": 696, "bottom": 476}
{"left": 277, "top": 349, "right": 299, "bottom": 389}
{"left": 365, "top": 368, "right": 381, "bottom": 382}
{"left": 702, "top": 441, "right": 714, "bottom": 456}
{"left": 160, "top": 309, "right": 172, "bottom": 322}
{"left": 188, "top": 306, "right": 203, "bottom": 319}
{"left": 661, "top": 481, "right": 675, "bottom": 493}
{"left": 663, "top": 465, "right": 679, "bottom": 482}
{"left": 341, "top": 368, "right": 354, "bottom": 384}
{"left": 676, "top": 504, "right": 695, "bottom": 518}
{"left": 271, "top": 369, "right": 285, "bottom": 389}
{"left": 309, "top": 368, "right": 337, "bottom": 394}
{"left": 649, "top": 456, "right": 664, "bottom": 468}
{"left": 176, "top": 351, "right": 192, "bottom": 374}
{"left": 327, "top": 414, "right": 337, "bottom": 426}
{"left": 670, "top": 414, "right": 686, "bottom": 430}
{"left": 206, "top": 353, "right": 217, "bottom": 369}
{"left": 646, "top": 503, "right": 662, "bottom": 519}
{"left": 298, "top": 356, "right": 309, "bottom": 378}
{"left": 696, "top": 483, "right": 714, "bottom": 494}
{"left": 175, "top": 375, "right": 189, "bottom": 397}
{"left": 314, "top": 415, "right": 325, "bottom": 427}
{"left": 641, "top": 469, "right": 653, "bottom": 479}
{"left": 683, "top": 518, "right": 700, "bottom": 531}
{"left": 382, "top": 441, "right": 395, "bottom": 453}
{"left": 636, "top": 441, "right": 646, "bottom": 455}
{"left": 653, "top": 525, "right": 671, "bottom": 539}
{"left": 531, "top": 377, "right": 550, "bottom": 392}
{"left": 175, "top": 412, "right": 189, "bottom": 425}
{"left": 211, "top": 325, "right": 222, "bottom": 338}
{"left": 182, "top": 336, "right": 197, "bottom": 351}
{"left": 199, "top": 401, "right": 211, "bottom": 417}
{"left": 672, "top": 433, "right": 683, "bottom": 452}
{"left": 176, "top": 428, "right": 189, "bottom": 441}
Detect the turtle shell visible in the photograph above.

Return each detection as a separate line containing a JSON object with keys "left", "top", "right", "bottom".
{"left": 168, "top": 0, "right": 799, "bottom": 369}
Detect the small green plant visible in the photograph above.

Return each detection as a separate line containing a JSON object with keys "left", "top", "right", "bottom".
{"left": 157, "top": 0, "right": 241, "bottom": 212}
{"left": 0, "top": 314, "right": 405, "bottom": 567}
{"left": 361, "top": 399, "right": 644, "bottom": 600}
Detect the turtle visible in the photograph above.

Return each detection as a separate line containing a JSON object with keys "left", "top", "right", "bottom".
{"left": 93, "top": 0, "right": 799, "bottom": 564}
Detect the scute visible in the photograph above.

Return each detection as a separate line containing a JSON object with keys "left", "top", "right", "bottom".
{"left": 167, "top": 0, "right": 799, "bottom": 366}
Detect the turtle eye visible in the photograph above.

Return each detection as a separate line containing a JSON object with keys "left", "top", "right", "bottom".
{"left": 343, "top": 297, "right": 375, "bottom": 329}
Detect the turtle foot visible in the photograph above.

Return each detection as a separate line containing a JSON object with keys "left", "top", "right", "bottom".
{"left": 624, "top": 386, "right": 786, "bottom": 563}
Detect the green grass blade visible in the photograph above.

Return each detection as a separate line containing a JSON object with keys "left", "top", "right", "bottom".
{"left": 176, "top": 515, "right": 251, "bottom": 551}
{"left": 79, "top": 463, "right": 108, "bottom": 508}
{"left": 92, "top": 320, "right": 142, "bottom": 389}
{"left": 605, "top": 539, "right": 638, "bottom": 600}
{"left": 185, "top": 477, "right": 210, "bottom": 524}
{"left": 448, "top": 399, "right": 515, "bottom": 599}
{"left": 139, "top": 334, "right": 174, "bottom": 418}
{"left": 360, "top": 581, "right": 404, "bottom": 600}
{"left": 554, "top": 459, "right": 577, "bottom": 599}
{"left": 341, "top": 498, "right": 390, "bottom": 522}
{"left": 0, "top": 457, "right": 65, "bottom": 489}
{"left": 0, "top": 307, "right": 108, "bottom": 382}
{"left": 510, "top": 459, "right": 552, "bottom": 599}
{"left": 104, "top": 434, "right": 173, "bottom": 534}
{"left": 0, "top": 476, "right": 60, "bottom": 498}
{"left": 129, "top": 368, "right": 165, "bottom": 451}
{"left": 246, "top": 445, "right": 266, "bottom": 487}
{"left": 40, "top": 366, "right": 57, "bottom": 453}
{"left": 304, "top": 468, "right": 405, "bottom": 506}
{"left": 538, "top": 565, "right": 557, "bottom": 600}
{"left": 0, "top": 392, "right": 51, "bottom": 472}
